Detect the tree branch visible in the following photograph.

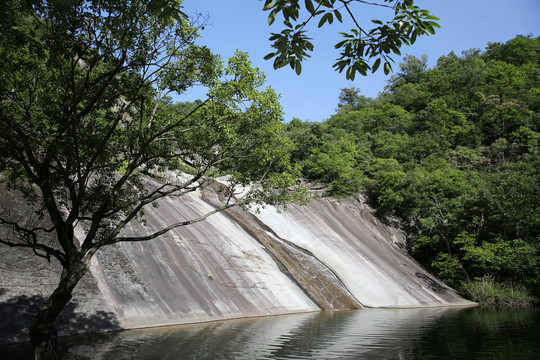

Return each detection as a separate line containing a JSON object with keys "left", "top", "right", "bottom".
{"left": 107, "top": 202, "right": 238, "bottom": 245}
{"left": 343, "top": 0, "right": 396, "bottom": 10}
{"left": 0, "top": 212, "right": 68, "bottom": 267}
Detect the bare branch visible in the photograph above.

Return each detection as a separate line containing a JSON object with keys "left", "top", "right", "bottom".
{"left": 107, "top": 202, "right": 238, "bottom": 245}
{"left": 0, "top": 209, "right": 68, "bottom": 267}
{"left": 342, "top": 2, "right": 369, "bottom": 37}
{"left": 341, "top": 0, "right": 396, "bottom": 10}
{"left": 0, "top": 238, "right": 68, "bottom": 268}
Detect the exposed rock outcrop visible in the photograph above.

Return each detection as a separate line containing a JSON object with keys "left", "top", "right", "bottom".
{"left": 0, "top": 183, "right": 473, "bottom": 345}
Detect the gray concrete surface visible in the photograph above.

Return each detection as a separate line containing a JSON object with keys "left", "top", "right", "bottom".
{"left": 0, "top": 184, "right": 473, "bottom": 345}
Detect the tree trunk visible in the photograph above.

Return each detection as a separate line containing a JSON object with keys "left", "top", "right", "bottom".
{"left": 29, "top": 264, "right": 89, "bottom": 360}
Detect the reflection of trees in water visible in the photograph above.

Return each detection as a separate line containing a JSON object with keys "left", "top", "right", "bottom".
{"left": 411, "top": 307, "right": 540, "bottom": 359}
{"left": 0, "top": 288, "right": 120, "bottom": 359}
{"left": 61, "top": 313, "right": 322, "bottom": 360}
{"left": 50, "top": 309, "right": 468, "bottom": 359}
{"left": 2, "top": 297, "right": 536, "bottom": 359}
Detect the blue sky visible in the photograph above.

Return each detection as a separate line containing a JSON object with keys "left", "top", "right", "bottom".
{"left": 179, "top": 0, "right": 540, "bottom": 122}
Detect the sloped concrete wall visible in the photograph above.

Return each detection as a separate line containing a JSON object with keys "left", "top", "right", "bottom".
{"left": 0, "top": 185, "right": 473, "bottom": 345}
{"left": 252, "top": 196, "right": 466, "bottom": 307}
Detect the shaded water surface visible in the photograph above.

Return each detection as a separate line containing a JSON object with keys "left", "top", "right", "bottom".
{"left": 2, "top": 307, "right": 539, "bottom": 359}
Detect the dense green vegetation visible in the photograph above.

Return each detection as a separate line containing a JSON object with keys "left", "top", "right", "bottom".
{"left": 283, "top": 35, "right": 540, "bottom": 304}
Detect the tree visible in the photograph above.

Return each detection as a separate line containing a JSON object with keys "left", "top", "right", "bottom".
{"left": 484, "top": 35, "right": 540, "bottom": 66}
{"left": 262, "top": 0, "right": 440, "bottom": 79}
{"left": 387, "top": 53, "right": 428, "bottom": 90}
{"left": 303, "top": 133, "right": 365, "bottom": 196}
{"left": 0, "top": 1, "right": 302, "bottom": 358}
{"left": 282, "top": 118, "right": 323, "bottom": 163}
{"left": 336, "top": 87, "right": 371, "bottom": 112}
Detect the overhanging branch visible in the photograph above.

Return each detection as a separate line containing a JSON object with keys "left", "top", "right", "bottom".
{"left": 108, "top": 202, "right": 238, "bottom": 244}
{"left": 0, "top": 237, "right": 68, "bottom": 268}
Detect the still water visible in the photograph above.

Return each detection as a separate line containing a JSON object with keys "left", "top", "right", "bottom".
{"left": 3, "top": 307, "right": 540, "bottom": 359}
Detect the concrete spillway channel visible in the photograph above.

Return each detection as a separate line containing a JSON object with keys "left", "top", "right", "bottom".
{"left": 0, "top": 180, "right": 473, "bottom": 345}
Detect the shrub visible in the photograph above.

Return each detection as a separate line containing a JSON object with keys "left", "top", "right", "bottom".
{"left": 461, "top": 277, "right": 535, "bottom": 307}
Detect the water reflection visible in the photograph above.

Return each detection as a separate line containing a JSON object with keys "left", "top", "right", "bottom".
{"left": 65, "top": 307, "right": 467, "bottom": 359}
{"left": 2, "top": 307, "right": 539, "bottom": 359}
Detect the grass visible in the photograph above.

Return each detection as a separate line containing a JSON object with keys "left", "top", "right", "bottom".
{"left": 461, "top": 277, "right": 535, "bottom": 307}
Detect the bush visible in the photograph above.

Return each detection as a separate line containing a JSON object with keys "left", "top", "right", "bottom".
{"left": 461, "top": 277, "right": 535, "bottom": 307}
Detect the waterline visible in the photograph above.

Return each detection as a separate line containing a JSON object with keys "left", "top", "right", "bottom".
{"left": 2, "top": 307, "right": 539, "bottom": 359}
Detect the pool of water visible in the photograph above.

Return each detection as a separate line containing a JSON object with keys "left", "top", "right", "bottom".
{"left": 2, "top": 306, "right": 539, "bottom": 359}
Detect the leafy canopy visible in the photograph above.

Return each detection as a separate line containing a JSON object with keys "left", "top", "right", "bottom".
{"left": 263, "top": 0, "right": 440, "bottom": 79}
{"left": 0, "top": 0, "right": 300, "bottom": 264}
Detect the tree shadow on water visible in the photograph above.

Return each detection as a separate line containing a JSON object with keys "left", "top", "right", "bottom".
{"left": 0, "top": 288, "right": 120, "bottom": 359}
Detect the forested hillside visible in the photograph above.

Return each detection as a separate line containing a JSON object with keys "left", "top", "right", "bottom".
{"left": 283, "top": 35, "right": 540, "bottom": 305}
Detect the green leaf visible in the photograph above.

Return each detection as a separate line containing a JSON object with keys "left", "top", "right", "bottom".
{"left": 268, "top": 9, "right": 277, "bottom": 25}
{"left": 410, "top": 30, "right": 417, "bottom": 43}
{"left": 318, "top": 13, "right": 332, "bottom": 28}
{"left": 346, "top": 66, "right": 354, "bottom": 80}
{"left": 371, "top": 58, "right": 381, "bottom": 73}
{"left": 334, "top": 10, "right": 342, "bottom": 23}
{"left": 318, "top": 15, "right": 327, "bottom": 28}
{"left": 295, "top": 60, "right": 302, "bottom": 75}
{"left": 305, "top": 0, "right": 315, "bottom": 14}
{"left": 390, "top": 44, "right": 401, "bottom": 56}
{"left": 335, "top": 40, "right": 348, "bottom": 49}
{"left": 327, "top": 12, "right": 334, "bottom": 25}
{"left": 383, "top": 62, "right": 391, "bottom": 75}
{"left": 263, "top": 1, "right": 277, "bottom": 11}
{"left": 277, "top": 40, "right": 289, "bottom": 53}
{"left": 425, "top": 23, "right": 435, "bottom": 35}
{"left": 273, "top": 56, "right": 285, "bottom": 69}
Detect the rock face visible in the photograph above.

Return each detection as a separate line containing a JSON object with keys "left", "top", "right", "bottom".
{"left": 0, "top": 185, "right": 473, "bottom": 345}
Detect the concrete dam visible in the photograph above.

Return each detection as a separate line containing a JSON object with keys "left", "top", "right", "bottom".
{"left": 0, "top": 183, "right": 473, "bottom": 345}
